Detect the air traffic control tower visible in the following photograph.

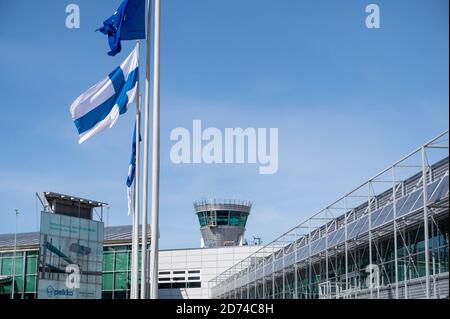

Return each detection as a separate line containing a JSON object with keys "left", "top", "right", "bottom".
{"left": 194, "top": 199, "right": 252, "bottom": 248}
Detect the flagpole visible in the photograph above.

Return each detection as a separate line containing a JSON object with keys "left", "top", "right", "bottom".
{"left": 141, "top": 0, "right": 152, "bottom": 299}
{"left": 149, "top": 0, "right": 161, "bottom": 299}
{"left": 131, "top": 41, "right": 141, "bottom": 299}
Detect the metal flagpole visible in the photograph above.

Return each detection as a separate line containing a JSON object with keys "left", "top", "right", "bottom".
{"left": 11, "top": 209, "right": 19, "bottom": 299}
{"left": 141, "top": 0, "right": 152, "bottom": 299}
{"left": 149, "top": 0, "right": 161, "bottom": 299}
{"left": 131, "top": 41, "right": 141, "bottom": 299}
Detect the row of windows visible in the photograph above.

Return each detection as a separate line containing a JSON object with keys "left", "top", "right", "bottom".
{"left": 197, "top": 210, "right": 248, "bottom": 227}
{"left": 159, "top": 269, "right": 200, "bottom": 275}
{"left": 159, "top": 276, "right": 201, "bottom": 282}
{"left": 159, "top": 282, "right": 201, "bottom": 289}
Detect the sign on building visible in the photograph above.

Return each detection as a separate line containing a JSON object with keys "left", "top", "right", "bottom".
{"left": 37, "top": 212, "right": 104, "bottom": 299}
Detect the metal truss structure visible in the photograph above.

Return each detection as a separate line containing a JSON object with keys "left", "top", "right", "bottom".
{"left": 210, "top": 130, "right": 449, "bottom": 299}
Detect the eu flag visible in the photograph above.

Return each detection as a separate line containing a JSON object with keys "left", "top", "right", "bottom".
{"left": 97, "top": 0, "right": 146, "bottom": 56}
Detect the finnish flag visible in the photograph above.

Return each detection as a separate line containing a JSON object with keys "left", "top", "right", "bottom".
{"left": 70, "top": 47, "right": 138, "bottom": 144}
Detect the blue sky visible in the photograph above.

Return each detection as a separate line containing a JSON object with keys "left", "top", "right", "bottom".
{"left": 0, "top": 0, "right": 448, "bottom": 249}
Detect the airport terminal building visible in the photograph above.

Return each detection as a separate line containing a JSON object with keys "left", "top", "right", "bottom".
{"left": 0, "top": 195, "right": 261, "bottom": 299}
{"left": 210, "top": 131, "right": 449, "bottom": 299}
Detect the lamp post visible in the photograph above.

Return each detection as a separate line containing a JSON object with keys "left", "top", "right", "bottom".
{"left": 11, "top": 209, "right": 19, "bottom": 299}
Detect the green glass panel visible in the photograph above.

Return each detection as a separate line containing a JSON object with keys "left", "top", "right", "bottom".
{"left": 1, "top": 258, "right": 12, "bottom": 275}
{"left": 14, "top": 257, "right": 24, "bottom": 275}
{"left": 229, "top": 211, "right": 241, "bottom": 226}
{"left": 27, "top": 250, "right": 38, "bottom": 256}
{"left": 241, "top": 214, "right": 248, "bottom": 227}
{"left": 0, "top": 283, "right": 12, "bottom": 294}
{"left": 26, "top": 256, "right": 37, "bottom": 274}
{"left": 103, "top": 253, "right": 114, "bottom": 272}
{"left": 114, "top": 272, "right": 129, "bottom": 290}
{"left": 25, "top": 275, "right": 37, "bottom": 292}
{"left": 102, "top": 273, "right": 113, "bottom": 290}
{"left": 115, "top": 252, "right": 128, "bottom": 271}
{"left": 13, "top": 276, "right": 24, "bottom": 293}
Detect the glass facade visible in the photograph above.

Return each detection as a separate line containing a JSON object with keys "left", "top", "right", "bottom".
{"left": 214, "top": 216, "right": 449, "bottom": 299}
{"left": 197, "top": 210, "right": 249, "bottom": 227}
{"left": 0, "top": 244, "right": 143, "bottom": 299}
{"left": 0, "top": 250, "right": 38, "bottom": 299}
{"left": 102, "top": 245, "right": 143, "bottom": 299}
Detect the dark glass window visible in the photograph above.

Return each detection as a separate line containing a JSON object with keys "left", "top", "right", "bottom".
{"left": 102, "top": 291, "right": 113, "bottom": 299}
{"left": 188, "top": 270, "right": 200, "bottom": 274}
{"left": 172, "top": 277, "right": 185, "bottom": 281}
{"left": 114, "top": 291, "right": 128, "bottom": 299}
{"left": 187, "top": 282, "right": 201, "bottom": 288}
{"left": 158, "top": 283, "right": 171, "bottom": 289}
{"left": 188, "top": 276, "right": 200, "bottom": 281}
{"left": 172, "top": 282, "right": 186, "bottom": 288}
{"left": 216, "top": 211, "right": 229, "bottom": 225}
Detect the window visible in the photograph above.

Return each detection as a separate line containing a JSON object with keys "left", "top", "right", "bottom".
{"left": 187, "top": 282, "right": 201, "bottom": 288}
{"left": 159, "top": 278, "right": 170, "bottom": 282}
{"left": 188, "top": 270, "right": 200, "bottom": 274}
{"left": 26, "top": 255, "right": 37, "bottom": 274}
{"left": 113, "top": 291, "right": 128, "bottom": 299}
{"left": 103, "top": 273, "right": 113, "bottom": 290}
{"left": 173, "top": 270, "right": 185, "bottom": 274}
{"left": 216, "top": 211, "right": 229, "bottom": 225}
{"left": 1, "top": 257, "right": 12, "bottom": 275}
{"left": 159, "top": 271, "right": 170, "bottom": 275}
{"left": 171, "top": 282, "right": 186, "bottom": 288}
{"left": 13, "top": 276, "right": 24, "bottom": 293}
{"left": 114, "top": 272, "right": 129, "bottom": 290}
{"left": 158, "top": 283, "right": 171, "bottom": 289}
{"left": 115, "top": 252, "right": 128, "bottom": 271}
{"left": 197, "top": 212, "right": 207, "bottom": 227}
{"left": 103, "top": 253, "right": 114, "bottom": 272}
{"left": 188, "top": 276, "right": 200, "bottom": 281}
{"left": 229, "top": 211, "right": 242, "bottom": 226}
{"left": 25, "top": 275, "right": 37, "bottom": 293}
{"left": 102, "top": 291, "right": 113, "bottom": 299}
{"left": 241, "top": 214, "right": 248, "bottom": 227}
{"left": 172, "top": 277, "right": 185, "bottom": 281}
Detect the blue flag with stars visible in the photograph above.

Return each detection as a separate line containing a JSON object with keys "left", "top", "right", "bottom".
{"left": 97, "top": 0, "right": 145, "bottom": 56}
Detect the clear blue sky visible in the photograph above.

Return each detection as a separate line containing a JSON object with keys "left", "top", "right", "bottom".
{"left": 0, "top": 0, "right": 448, "bottom": 249}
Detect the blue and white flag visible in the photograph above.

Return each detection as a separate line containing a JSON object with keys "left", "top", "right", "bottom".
{"left": 70, "top": 47, "right": 138, "bottom": 144}
{"left": 97, "top": 0, "right": 146, "bottom": 56}
{"left": 126, "top": 123, "right": 141, "bottom": 216}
